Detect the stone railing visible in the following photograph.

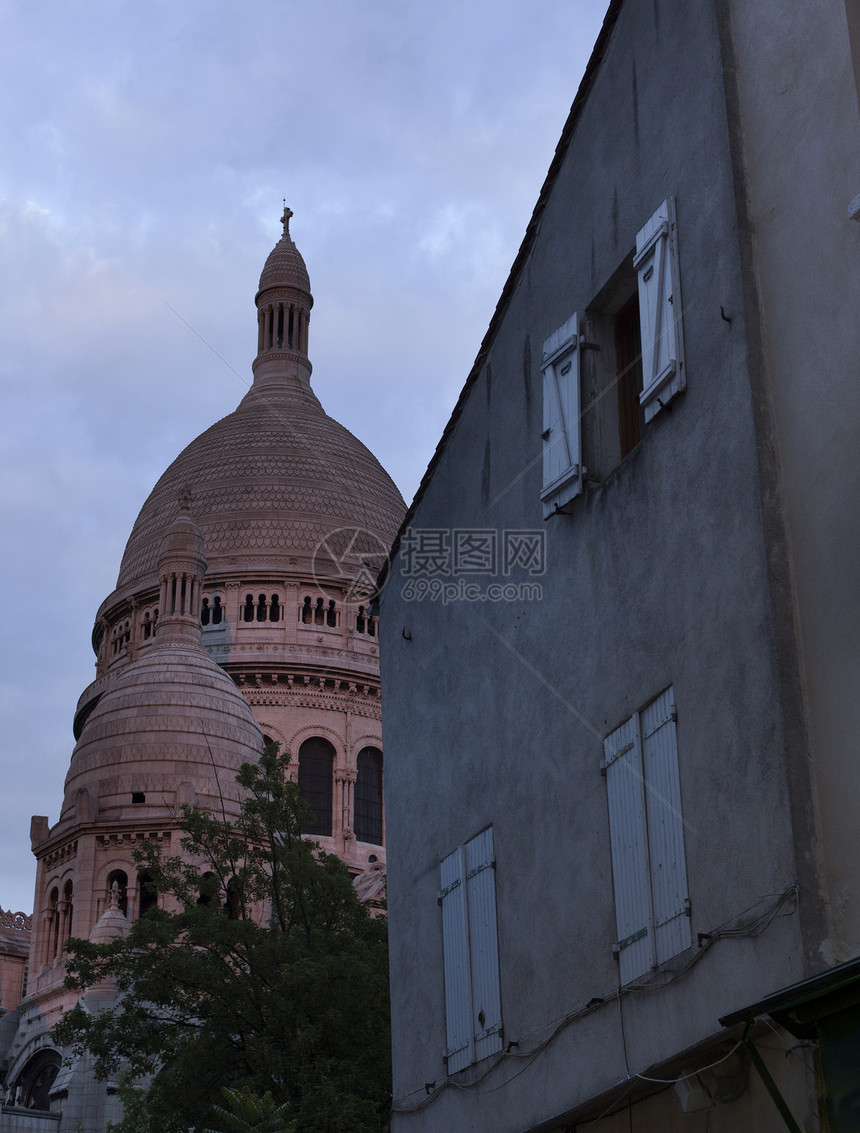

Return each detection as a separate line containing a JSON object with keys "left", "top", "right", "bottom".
{"left": 0, "top": 906, "right": 32, "bottom": 932}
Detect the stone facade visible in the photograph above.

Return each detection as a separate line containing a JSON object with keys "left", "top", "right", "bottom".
{"left": 0, "top": 211, "right": 405, "bottom": 1128}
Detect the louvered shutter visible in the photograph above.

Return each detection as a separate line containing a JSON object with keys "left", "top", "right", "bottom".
{"left": 634, "top": 199, "right": 685, "bottom": 423}
{"left": 541, "top": 314, "right": 582, "bottom": 518}
{"left": 640, "top": 688, "right": 691, "bottom": 963}
{"left": 464, "top": 828, "right": 502, "bottom": 1063}
{"left": 440, "top": 847, "right": 473, "bottom": 1072}
{"left": 603, "top": 715, "right": 654, "bottom": 983}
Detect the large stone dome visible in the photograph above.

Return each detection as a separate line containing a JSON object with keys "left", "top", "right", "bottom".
{"left": 62, "top": 641, "right": 263, "bottom": 824}
{"left": 108, "top": 380, "right": 404, "bottom": 601}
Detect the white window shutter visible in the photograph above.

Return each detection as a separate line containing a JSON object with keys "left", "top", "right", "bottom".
{"left": 541, "top": 313, "right": 582, "bottom": 518}
{"left": 464, "top": 828, "right": 503, "bottom": 1064}
{"left": 440, "top": 847, "right": 474, "bottom": 1072}
{"left": 634, "top": 199, "right": 685, "bottom": 423}
{"left": 640, "top": 688, "right": 691, "bottom": 963}
{"left": 603, "top": 715, "right": 654, "bottom": 983}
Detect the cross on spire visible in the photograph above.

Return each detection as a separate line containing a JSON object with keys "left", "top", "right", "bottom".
{"left": 281, "top": 205, "right": 293, "bottom": 237}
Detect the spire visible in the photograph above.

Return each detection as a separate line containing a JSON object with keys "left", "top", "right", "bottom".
{"left": 154, "top": 491, "right": 208, "bottom": 646}
{"left": 252, "top": 207, "right": 314, "bottom": 393}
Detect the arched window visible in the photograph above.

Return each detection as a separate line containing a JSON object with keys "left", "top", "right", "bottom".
{"left": 224, "top": 877, "right": 242, "bottom": 919}
{"left": 243, "top": 594, "right": 255, "bottom": 622}
{"left": 354, "top": 747, "right": 384, "bottom": 844}
{"left": 269, "top": 594, "right": 280, "bottom": 622}
{"left": 314, "top": 597, "right": 325, "bottom": 625}
{"left": 13, "top": 1049, "right": 61, "bottom": 1111}
{"left": 106, "top": 869, "right": 128, "bottom": 916}
{"left": 47, "top": 887, "right": 60, "bottom": 961}
{"left": 297, "top": 737, "right": 334, "bottom": 837}
{"left": 326, "top": 599, "right": 337, "bottom": 627}
{"left": 143, "top": 611, "right": 152, "bottom": 639}
{"left": 212, "top": 595, "right": 223, "bottom": 625}
{"left": 197, "top": 871, "right": 217, "bottom": 907}
{"left": 61, "top": 880, "right": 74, "bottom": 949}
{"left": 201, "top": 598, "right": 211, "bottom": 626}
{"left": 356, "top": 606, "right": 366, "bottom": 633}
{"left": 138, "top": 871, "right": 158, "bottom": 917}
{"left": 301, "top": 596, "right": 313, "bottom": 623}
{"left": 256, "top": 594, "right": 267, "bottom": 622}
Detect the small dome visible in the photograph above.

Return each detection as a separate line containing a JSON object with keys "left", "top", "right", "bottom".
{"left": 62, "top": 643, "right": 263, "bottom": 823}
{"left": 89, "top": 903, "right": 130, "bottom": 944}
{"left": 257, "top": 207, "right": 311, "bottom": 296}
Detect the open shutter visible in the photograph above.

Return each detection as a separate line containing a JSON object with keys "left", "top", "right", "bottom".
{"left": 603, "top": 714, "right": 654, "bottom": 983}
{"left": 541, "top": 313, "right": 581, "bottom": 518}
{"left": 464, "top": 828, "right": 502, "bottom": 1064}
{"left": 634, "top": 198, "right": 685, "bottom": 423}
{"left": 640, "top": 687, "right": 691, "bottom": 963}
{"left": 440, "top": 847, "right": 473, "bottom": 1072}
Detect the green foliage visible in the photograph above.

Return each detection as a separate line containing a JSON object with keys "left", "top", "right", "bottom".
{"left": 53, "top": 747, "right": 390, "bottom": 1133}
{"left": 203, "top": 1086, "right": 296, "bottom": 1133}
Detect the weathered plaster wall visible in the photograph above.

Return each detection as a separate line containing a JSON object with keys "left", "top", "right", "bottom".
{"left": 382, "top": 0, "right": 818, "bottom": 1128}
{"left": 721, "top": 0, "right": 860, "bottom": 958}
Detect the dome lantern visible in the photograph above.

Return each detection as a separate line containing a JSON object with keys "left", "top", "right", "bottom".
{"left": 252, "top": 207, "right": 314, "bottom": 392}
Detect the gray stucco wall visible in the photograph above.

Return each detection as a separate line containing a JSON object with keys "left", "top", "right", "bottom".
{"left": 719, "top": 0, "right": 860, "bottom": 960}
{"left": 380, "top": 1, "right": 830, "bottom": 1129}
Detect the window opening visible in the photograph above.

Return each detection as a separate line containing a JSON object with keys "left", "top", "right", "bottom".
{"left": 201, "top": 598, "right": 210, "bottom": 626}
{"left": 301, "top": 596, "right": 313, "bottom": 623}
{"left": 326, "top": 599, "right": 337, "bottom": 627}
{"left": 212, "top": 595, "right": 223, "bottom": 624}
{"left": 224, "top": 877, "right": 242, "bottom": 919}
{"left": 616, "top": 291, "right": 645, "bottom": 459}
{"left": 243, "top": 594, "right": 255, "bottom": 622}
{"left": 106, "top": 870, "right": 129, "bottom": 916}
{"left": 354, "top": 747, "right": 383, "bottom": 844}
{"left": 269, "top": 594, "right": 280, "bottom": 622}
{"left": 314, "top": 597, "right": 325, "bottom": 625}
{"left": 256, "top": 593, "right": 267, "bottom": 622}
{"left": 297, "top": 737, "right": 335, "bottom": 836}
{"left": 138, "top": 871, "right": 158, "bottom": 917}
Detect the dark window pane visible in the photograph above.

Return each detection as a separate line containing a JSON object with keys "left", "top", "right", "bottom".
{"left": 355, "top": 746, "right": 383, "bottom": 844}
{"left": 298, "top": 737, "right": 334, "bottom": 836}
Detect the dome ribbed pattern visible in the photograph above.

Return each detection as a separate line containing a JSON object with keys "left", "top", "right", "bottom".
{"left": 258, "top": 232, "right": 311, "bottom": 295}
{"left": 63, "top": 643, "right": 263, "bottom": 821}
{"left": 111, "top": 385, "right": 405, "bottom": 596}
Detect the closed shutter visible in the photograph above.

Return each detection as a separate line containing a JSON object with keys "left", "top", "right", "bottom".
{"left": 440, "top": 847, "right": 473, "bottom": 1072}
{"left": 464, "top": 828, "right": 503, "bottom": 1064}
{"left": 603, "top": 715, "right": 654, "bottom": 983}
{"left": 640, "top": 688, "right": 691, "bottom": 962}
{"left": 541, "top": 314, "right": 582, "bottom": 517}
{"left": 440, "top": 828, "right": 503, "bottom": 1072}
{"left": 634, "top": 199, "right": 685, "bottom": 423}
{"left": 604, "top": 687, "right": 690, "bottom": 983}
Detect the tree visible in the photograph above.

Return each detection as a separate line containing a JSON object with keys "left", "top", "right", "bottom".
{"left": 52, "top": 748, "right": 391, "bottom": 1133}
{"left": 203, "top": 1086, "right": 296, "bottom": 1133}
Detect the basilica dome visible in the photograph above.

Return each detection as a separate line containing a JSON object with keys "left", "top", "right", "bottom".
{"left": 109, "top": 384, "right": 404, "bottom": 598}
{"left": 100, "top": 208, "right": 404, "bottom": 612}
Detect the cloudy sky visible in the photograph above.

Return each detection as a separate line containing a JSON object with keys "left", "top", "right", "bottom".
{"left": 0, "top": 0, "right": 606, "bottom": 914}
